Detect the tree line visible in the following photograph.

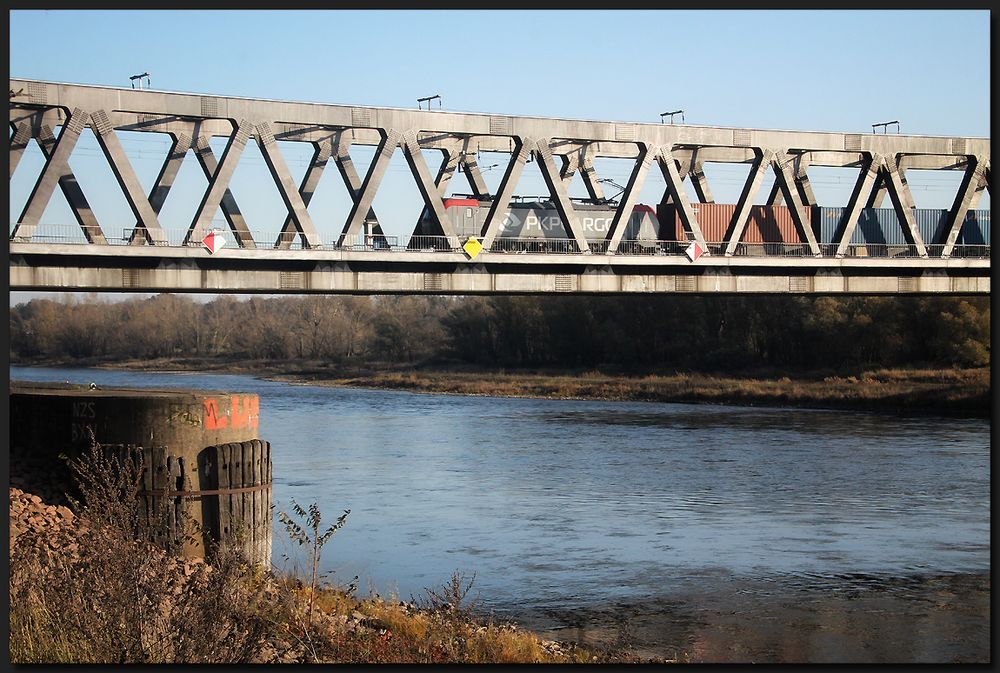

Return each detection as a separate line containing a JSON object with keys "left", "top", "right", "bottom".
{"left": 9, "top": 293, "right": 990, "bottom": 372}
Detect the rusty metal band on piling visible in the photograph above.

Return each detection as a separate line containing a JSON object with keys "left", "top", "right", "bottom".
{"left": 140, "top": 483, "right": 272, "bottom": 498}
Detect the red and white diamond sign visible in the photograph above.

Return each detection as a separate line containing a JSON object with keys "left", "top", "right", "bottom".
{"left": 202, "top": 230, "right": 226, "bottom": 255}
{"left": 685, "top": 241, "right": 703, "bottom": 262}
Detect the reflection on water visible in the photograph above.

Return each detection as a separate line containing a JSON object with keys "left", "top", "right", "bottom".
{"left": 531, "top": 572, "right": 990, "bottom": 663}
{"left": 10, "top": 366, "right": 990, "bottom": 663}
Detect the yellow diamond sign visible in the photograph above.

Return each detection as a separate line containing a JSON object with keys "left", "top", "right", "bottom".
{"left": 463, "top": 237, "right": 483, "bottom": 260}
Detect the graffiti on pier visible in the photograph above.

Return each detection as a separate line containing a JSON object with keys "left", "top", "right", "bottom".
{"left": 203, "top": 395, "right": 260, "bottom": 432}
{"left": 168, "top": 404, "right": 202, "bottom": 427}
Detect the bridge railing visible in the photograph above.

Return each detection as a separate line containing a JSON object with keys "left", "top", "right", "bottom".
{"left": 9, "top": 224, "right": 991, "bottom": 260}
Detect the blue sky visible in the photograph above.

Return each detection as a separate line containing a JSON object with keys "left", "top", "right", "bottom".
{"left": 8, "top": 9, "right": 991, "bottom": 302}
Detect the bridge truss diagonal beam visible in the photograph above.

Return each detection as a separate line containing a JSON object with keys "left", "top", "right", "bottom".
{"left": 127, "top": 133, "right": 191, "bottom": 245}
{"left": 480, "top": 138, "right": 531, "bottom": 249}
{"left": 458, "top": 140, "right": 492, "bottom": 199}
{"left": 767, "top": 154, "right": 816, "bottom": 208}
{"left": 723, "top": 150, "right": 773, "bottom": 257}
{"left": 9, "top": 121, "right": 32, "bottom": 179}
{"left": 410, "top": 146, "right": 463, "bottom": 239}
{"left": 559, "top": 150, "right": 580, "bottom": 184}
{"left": 401, "top": 130, "right": 460, "bottom": 248}
{"left": 578, "top": 146, "right": 606, "bottom": 203}
{"left": 255, "top": 121, "right": 322, "bottom": 249}
{"left": 688, "top": 158, "right": 715, "bottom": 204}
{"left": 332, "top": 133, "right": 387, "bottom": 245}
{"left": 834, "top": 154, "right": 882, "bottom": 257}
{"left": 657, "top": 146, "right": 708, "bottom": 252}
{"left": 276, "top": 137, "right": 332, "bottom": 248}
{"left": 90, "top": 109, "right": 167, "bottom": 245}
{"left": 942, "top": 156, "right": 990, "bottom": 258}
{"left": 535, "top": 138, "right": 591, "bottom": 253}
{"left": 605, "top": 143, "right": 654, "bottom": 253}
{"left": 661, "top": 154, "right": 724, "bottom": 206}
{"left": 337, "top": 129, "right": 402, "bottom": 247}
{"left": 191, "top": 134, "right": 255, "bottom": 249}
{"left": 880, "top": 155, "right": 927, "bottom": 256}
{"left": 12, "top": 108, "right": 89, "bottom": 242}
{"left": 771, "top": 150, "right": 821, "bottom": 256}
{"left": 866, "top": 172, "right": 888, "bottom": 208}
{"left": 187, "top": 119, "right": 253, "bottom": 246}
{"left": 35, "top": 122, "right": 106, "bottom": 244}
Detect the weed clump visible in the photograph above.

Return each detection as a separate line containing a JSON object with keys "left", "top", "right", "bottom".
{"left": 8, "top": 442, "right": 294, "bottom": 663}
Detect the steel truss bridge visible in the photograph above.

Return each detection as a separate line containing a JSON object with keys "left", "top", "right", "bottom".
{"left": 9, "top": 79, "right": 990, "bottom": 295}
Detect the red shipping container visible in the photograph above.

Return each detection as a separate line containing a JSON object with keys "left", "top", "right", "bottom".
{"left": 656, "top": 203, "right": 813, "bottom": 244}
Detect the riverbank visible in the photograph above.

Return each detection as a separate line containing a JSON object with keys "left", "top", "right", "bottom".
{"left": 13, "top": 357, "right": 991, "bottom": 417}
{"left": 9, "top": 479, "right": 661, "bottom": 664}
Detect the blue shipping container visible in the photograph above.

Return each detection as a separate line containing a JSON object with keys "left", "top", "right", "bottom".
{"left": 811, "top": 207, "right": 987, "bottom": 246}
{"left": 960, "top": 210, "right": 991, "bottom": 245}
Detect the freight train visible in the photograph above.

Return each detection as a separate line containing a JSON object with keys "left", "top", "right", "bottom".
{"left": 414, "top": 196, "right": 990, "bottom": 251}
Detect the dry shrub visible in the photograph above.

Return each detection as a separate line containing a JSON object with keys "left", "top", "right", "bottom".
{"left": 8, "top": 443, "right": 295, "bottom": 664}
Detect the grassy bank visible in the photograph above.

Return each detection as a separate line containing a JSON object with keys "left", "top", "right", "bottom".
{"left": 9, "top": 446, "right": 663, "bottom": 664}
{"left": 278, "top": 367, "right": 991, "bottom": 417}
{"left": 14, "top": 356, "right": 991, "bottom": 417}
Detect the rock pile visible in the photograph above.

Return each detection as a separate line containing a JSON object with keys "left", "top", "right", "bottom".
{"left": 9, "top": 486, "right": 210, "bottom": 583}
{"left": 9, "top": 487, "right": 80, "bottom": 556}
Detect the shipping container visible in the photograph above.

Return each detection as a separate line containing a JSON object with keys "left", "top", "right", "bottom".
{"left": 813, "top": 207, "right": 990, "bottom": 247}
{"left": 960, "top": 209, "right": 991, "bottom": 245}
{"left": 913, "top": 209, "right": 949, "bottom": 244}
{"left": 656, "top": 203, "right": 812, "bottom": 244}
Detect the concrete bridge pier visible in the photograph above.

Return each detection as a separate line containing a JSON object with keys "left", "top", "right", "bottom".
{"left": 9, "top": 382, "right": 272, "bottom": 566}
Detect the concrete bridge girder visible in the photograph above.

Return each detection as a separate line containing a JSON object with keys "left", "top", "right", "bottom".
{"left": 8, "top": 79, "right": 989, "bottom": 279}
{"left": 9, "top": 242, "right": 990, "bottom": 295}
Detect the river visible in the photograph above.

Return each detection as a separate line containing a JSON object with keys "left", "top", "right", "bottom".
{"left": 9, "top": 366, "right": 990, "bottom": 663}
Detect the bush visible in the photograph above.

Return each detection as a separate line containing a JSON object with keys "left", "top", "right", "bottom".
{"left": 8, "top": 443, "right": 294, "bottom": 663}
